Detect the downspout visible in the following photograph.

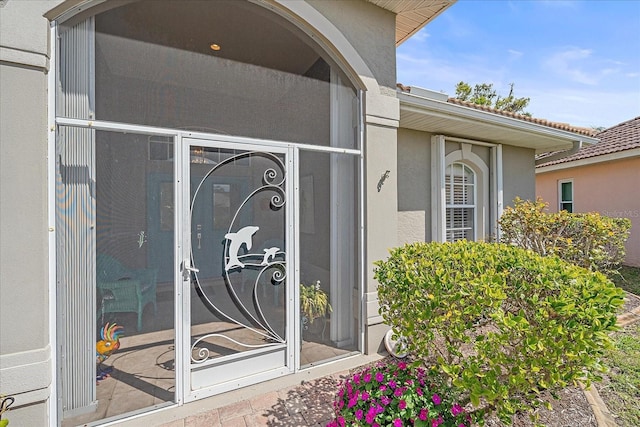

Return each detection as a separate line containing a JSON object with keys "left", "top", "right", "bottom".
{"left": 535, "top": 140, "right": 582, "bottom": 166}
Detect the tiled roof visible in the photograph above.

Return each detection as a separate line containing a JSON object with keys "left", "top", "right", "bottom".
{"left": 396, "top": 84, "right": 598, "bottom": 137}
{"left": 536, "top": 116, "right": 640, "bottom": 167}
{"left": 446, "top": 98, "right": 598, "bottom": 137}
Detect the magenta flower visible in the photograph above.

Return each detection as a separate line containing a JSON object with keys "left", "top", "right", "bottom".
{"left": 355, "top": 409, "right": 364, "bottom": 420}
{"left": 365, "top": 411, "right": 376, "bottom": 424}
{"left": 353, "top": 373, "right": 361, "bottom": 384}
{"left": 375, "top": 371, "right": 384, "bottom": 382}
{"left": 398, "top": 400, "right": 407, "bottom": 410}
{"left": 363, "top": 373, "right": 372, "bottom": 383}
{"left": 380, "top": 395, "right": 391, "bottom": 406}
{"left": 419, "top": 408, "right": 428, "bottom": 421}
{"left": 394, "top": 387, "right": 404, "bottom": 398}
{"left": 361, "top": 391, "right": 370, "bottom": 401}
{"left": 451, "top": 403, "right": 464, "bottom": 416}
{"left": 398, "top": 361, "right": 407, "bottom": 370}
{"left": 347, "top": 395, "right": 358, "bottom": 408}
{"left": 432, "top": 393, "right": 442, "bottom": 405}
{"left": 393, "top": 418, "right": 403, "bottom": 427}
{"left": 388, "top": 380, "right": 397, "bottom": 389}
{"left": 416, "top": 387, "right": 423, "bottom": 396}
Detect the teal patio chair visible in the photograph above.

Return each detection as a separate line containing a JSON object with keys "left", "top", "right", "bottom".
{"left": 96, "top": 254, "right": 157, "bottom": 331}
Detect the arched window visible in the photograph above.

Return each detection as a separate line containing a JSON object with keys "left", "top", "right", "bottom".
{"left": 432, "top": 136, "right": 501, "bottom": 243}
{"left": 445, "top": 162, "right": 476, "bottom": 241}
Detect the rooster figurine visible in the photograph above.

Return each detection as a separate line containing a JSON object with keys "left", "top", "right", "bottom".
{"left": 96, "top": 322, "right": 124, "bottom": 382}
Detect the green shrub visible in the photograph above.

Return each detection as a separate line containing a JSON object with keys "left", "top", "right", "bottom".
{"left": 498, "top": 198, "right": 631, "bottom": 273}
{"left": 374, "top": 241, "right": 624, "bottom": 424}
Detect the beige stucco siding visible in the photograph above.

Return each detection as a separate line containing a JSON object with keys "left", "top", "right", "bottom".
{"left": 0, "top": 63, "right": 51, "bottom": 426}
{"left": 308, "top": 0, "right": 396, "bottom": 88}
{"left": 397, "top": 128, "right": 431, "bottom": 244}
{"left": 536, "top": 157, "right": 640, "bottom": 267}
{"left": 503, "top": 145, "right": 536, "bottom": 206}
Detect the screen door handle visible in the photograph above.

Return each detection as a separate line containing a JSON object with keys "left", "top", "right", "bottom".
{"left": 182, "top": 260, "right": 200, "bottom": 280}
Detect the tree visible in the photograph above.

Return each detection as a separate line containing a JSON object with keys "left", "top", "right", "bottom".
{"left": 455, "top": 81, "right": 531, "bottom": 116}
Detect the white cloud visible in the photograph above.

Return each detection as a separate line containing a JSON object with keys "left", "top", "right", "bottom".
{"left": 543, "top": 48, "right": 598, "bottom": 85}
{"left": 397, "top": 48, "right": 640, "bottom": 129}
{"left": 508, "top": 49, "right": 523, "bottom": 60}
{"left": 526, "top": 87, "right": 640, "bottom": 128}
{"left": 410, "top": 28, "right": 430, "bottom": 42}
{"left": 396, "top": 52, "right": 508, "bottom": 94}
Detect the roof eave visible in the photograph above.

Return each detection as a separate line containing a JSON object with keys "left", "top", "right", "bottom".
{"left": 536, "top": 147, "right": 640, "bottom": 173}
{"left": 366, "top": 0, "right": 456, "bottom": 46}
{"left": 398, "top": 91, "right": 599, "bottom": 152}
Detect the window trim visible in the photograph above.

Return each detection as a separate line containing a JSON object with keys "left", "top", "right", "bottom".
{"left": 558, "top": 179, "right": 574, "bottom": 212}
{"left": 431, "top": 135, "right": 502, "bottom": 242}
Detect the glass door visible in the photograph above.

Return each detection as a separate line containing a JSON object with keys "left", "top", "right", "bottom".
{"left": 183, "top": 138, "right": 294, "bottom": 399}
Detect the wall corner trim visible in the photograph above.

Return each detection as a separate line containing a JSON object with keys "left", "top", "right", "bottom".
{"left": 0, "top": 345, "right": 52, "bottom": 404}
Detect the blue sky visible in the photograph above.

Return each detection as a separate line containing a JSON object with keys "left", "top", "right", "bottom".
{"left": 397, "top": 0, "right": 640, "bottom": 129}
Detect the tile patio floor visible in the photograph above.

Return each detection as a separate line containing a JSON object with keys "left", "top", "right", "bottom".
{"left": 158, "top": 372, "right": 346, "bottom": 427}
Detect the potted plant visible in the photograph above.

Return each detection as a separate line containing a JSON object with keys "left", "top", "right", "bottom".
{"left": 300, "top": 280, "right": 332, "bottom": 335}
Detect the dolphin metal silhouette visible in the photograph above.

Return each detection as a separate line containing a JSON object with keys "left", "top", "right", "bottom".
{"left": 225, "top": 226, "right": 259, "bottom": 271}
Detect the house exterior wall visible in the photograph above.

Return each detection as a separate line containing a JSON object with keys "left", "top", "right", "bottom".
{"left": 396, "top": 131, "right": 539, "bottom": 245}
{"left": 308, "top": 0, "right": 397, "bottom": 88}
{"left": 0, "top": 1, "right": 53, "bottom": 425}
{"left": 0, "top": 0, "right": 401, "bottom": 424}
{"left": 503, "top": 145, "right": 536, "bottom": 206}
{"left": 397, "top": 128, "right": 432, "bottom": 244}
{"left": 536, "top": 157, "right": 640, "bottom": 267}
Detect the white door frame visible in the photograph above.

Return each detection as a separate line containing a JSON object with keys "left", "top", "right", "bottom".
{"left": 180, "top": 135, "right": 298, "bottom": 402}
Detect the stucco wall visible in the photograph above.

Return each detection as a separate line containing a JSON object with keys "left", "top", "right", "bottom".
{"left": 0, "top": 42, "right": 51, "bottom": 427}
{"left": 308, "top": 0, "right": 396, "bottom": 88}
{"left": 363, "top": 117, "right": 399, "bottom": 353}
{"left": 503, "top": 145, "right": 536, "bottom": 206}
{"left": 397, "top": 128, "right": 432, "bottom": 244}
{"left": 536, "top": 157, "right": 640, "bottom": 267}
{"left": 0, "top": 0, "right": 51, "bottom": 69}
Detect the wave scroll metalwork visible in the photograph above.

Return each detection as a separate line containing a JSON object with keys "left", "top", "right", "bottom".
{"left": 190, "top": 151, "right": 287, "bottom": 364}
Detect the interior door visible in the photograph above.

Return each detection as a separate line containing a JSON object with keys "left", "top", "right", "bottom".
{"left": 183, "top": 138, "right": 294, "bottom": 398}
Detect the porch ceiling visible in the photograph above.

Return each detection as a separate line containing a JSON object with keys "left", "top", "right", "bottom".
{"left": 399, "top": 92, "right": 599, "bottom": 153}
{"left": 366, "top": 0, "right": 456, "bottom": 45}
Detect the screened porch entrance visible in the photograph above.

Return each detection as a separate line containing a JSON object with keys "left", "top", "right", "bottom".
{"left": 59, "top": 131, "right": 357, "bottom": 427}
{"left": 184, "top": 138, "right": 293, "bottom": 398}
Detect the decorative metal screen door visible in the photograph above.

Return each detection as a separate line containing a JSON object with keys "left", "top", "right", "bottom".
{"left": 183, "top": 138, "right": 294, "bottom": 398}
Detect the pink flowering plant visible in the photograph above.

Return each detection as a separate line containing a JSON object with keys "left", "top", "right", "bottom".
{"left": 328, "top": 360, "right": 472, "bottom": 427}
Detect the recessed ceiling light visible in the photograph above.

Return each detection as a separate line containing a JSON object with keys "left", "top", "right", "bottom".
{"left": 210, "top": 43, "right": 221, "bottom": 51}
